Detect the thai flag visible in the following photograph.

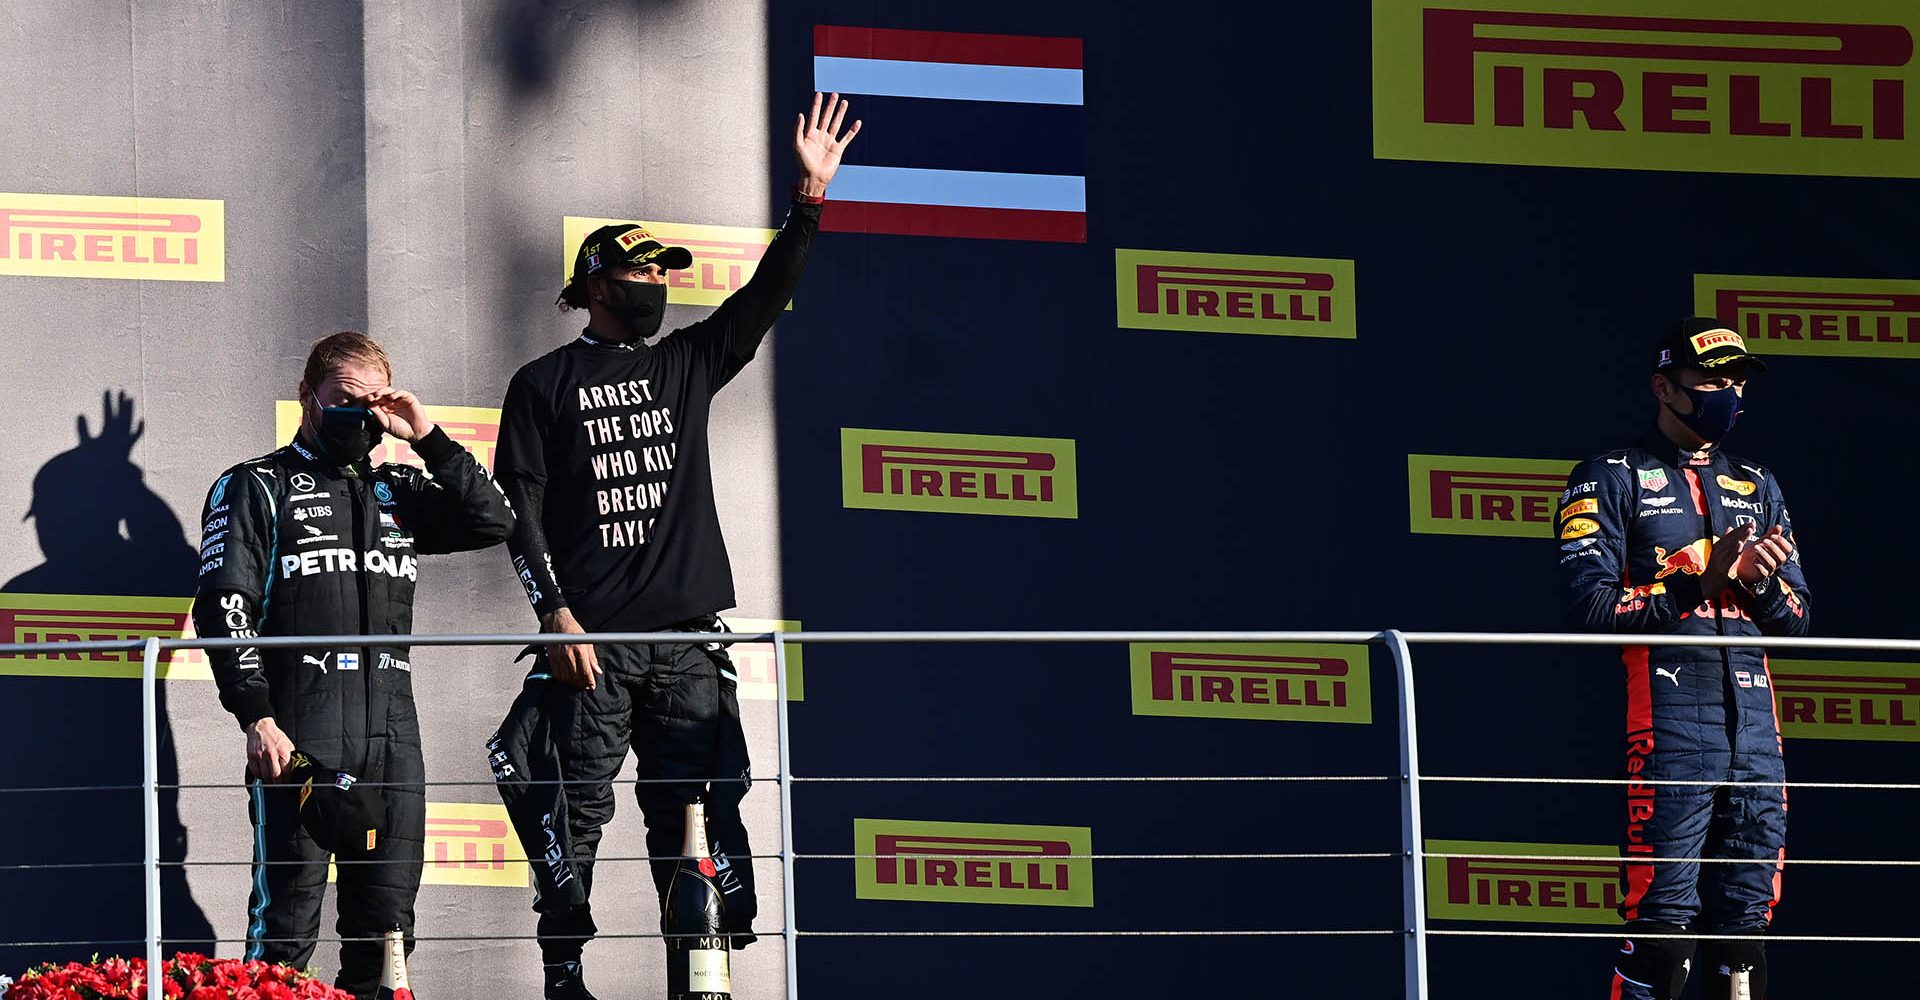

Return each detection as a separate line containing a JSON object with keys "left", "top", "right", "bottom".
{"left": 812, "top": 25, "right": 1086, "bottom": 243}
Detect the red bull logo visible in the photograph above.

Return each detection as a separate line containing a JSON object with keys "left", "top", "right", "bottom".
{"left": 0, "top": 594, "right": 210, "bottom": 680}
{"left": 1409, "top": 454, "right": 1578, "bottom": 538}
{"left": 0, "top": 193, "right": 226, "bottom": 281}
{"left": 1129, "top": 643, "right": 1372, "bottom": 724}
{"left": 1425, "top": 839, "right": 1624, "bottom": 925}
{"left": 1373, "top": 1, "right": 1920, "bottom": 178}
{"left": 563, "top": 217, "right": 782, "bottom": 309}
{"left": 841, "top": 428, "right": 1079, "bottom": 519}
{"left": 1114, "top": 249, "right": 1358, "bottom": 338}
{"left": 1772, "top": 660, "right": 1920, "bottom": 742}
{"left": 854, "top": 818, "right": 1094, "bottom": 907}
{"left": 1653, "top": 539, "right": 1710, "bottom": 579}
{"left": 1696, "top": 274, "right": 1920, "bottom": 359}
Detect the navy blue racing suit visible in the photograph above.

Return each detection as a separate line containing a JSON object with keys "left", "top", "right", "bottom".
{"left": 1559, "top": 428, "right": 1810, "bottom": 1000}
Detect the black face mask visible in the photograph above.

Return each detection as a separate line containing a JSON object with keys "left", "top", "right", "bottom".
{"left": 604, "top": 277, "right": 667, "bottom": 340}
{"left": 314, "top": 405, "right": 383, "bottom": 465}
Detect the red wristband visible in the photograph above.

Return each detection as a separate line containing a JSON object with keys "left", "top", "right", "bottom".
{"left": 791, "top": 184, "right": 826, "bottom": 205}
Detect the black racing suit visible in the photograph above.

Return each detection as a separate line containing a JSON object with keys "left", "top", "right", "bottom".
{"left": 192, "top": 429, "right": 512, "bottom": 999}
{"left": 489, "top": 195, "right": 820, "bottom": 964}
{"left": 1559, "top": 428, "right": 1811, "bottom": 1000}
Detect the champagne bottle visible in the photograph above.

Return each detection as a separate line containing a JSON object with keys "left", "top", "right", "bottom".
{"left": 663, "top": 799, "right": 731, "bottom": 1000}
{"left": 377, "top": 925, "right": 414, "bottom": 1000}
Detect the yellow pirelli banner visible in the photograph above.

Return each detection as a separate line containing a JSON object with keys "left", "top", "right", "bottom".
{"left": 561, "top": 218, "right": 784, "bottom": 309}
{"left": 276, "top": 402, "right": 502, "bottom": 471}
{"left": 1695, "top": 274, "right": 1920, "bottom": 359}
{"left": 726, "top": 617, "right": 804, "bottom": 702}
{"left": 841, "top": 428, "right": 1078, "bottom": 519}
{"left": 329, "top": 802, "right": 530, "bottom": 888}
{"left": 0, "top": 192, "right": 225, "bottom": 281}
{"left": 854, "top": 818, "right": 1094, "bottom": 908}
{"left": 1373, "top": 0, "right": 1920, "bottom": 178}
{"left": 1772, "top": 660, "right": 1920, "bottom": 742}
{"left": 1408, "top": 454, "right": 1577, "bottom": 538}
{"left": 1425, "top": 839, "right": 1623, "bottom": 924}
{"left": 1114, "top": 249, "right": 1357, "bottom": 339}
{"left": 1128, "top": 642, "right": 1372, "bottom": 724}
{"left": 0, "top": 593, "right": 210, "bottom": 680}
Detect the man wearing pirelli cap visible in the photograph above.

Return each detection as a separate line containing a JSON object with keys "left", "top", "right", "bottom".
{"left": 488, "top": 93, "right": 861, "bottom": 1000}
{"left": 1558, "top": 318, "right": 1812, "bottom": 1000}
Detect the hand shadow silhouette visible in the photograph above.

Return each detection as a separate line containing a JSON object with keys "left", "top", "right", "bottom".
{"left": 1, "top": 391, "right": 217, "bottom": 968}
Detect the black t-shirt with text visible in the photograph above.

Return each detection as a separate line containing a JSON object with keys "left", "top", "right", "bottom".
{"left": 494, "top": 198, "right": 819, "bottom": 631}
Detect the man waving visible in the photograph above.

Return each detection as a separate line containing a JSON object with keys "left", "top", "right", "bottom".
{"left": 489, "top": 93, "right": 860, "bottom": 1000}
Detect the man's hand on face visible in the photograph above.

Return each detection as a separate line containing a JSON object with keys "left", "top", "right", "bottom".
{"left": 541, "top": 607, "right": 603, "bottom": 691}
{"left": 246, "top": 717, "right": 295, "bottom": 781}
{"left": 1700, "top": 523, "right": 1755, "bottom": 602}
{"left": 364, "top": 387, "right": 436, "bottom": 442}
{"left": 1734, "top": 525, "right": 1794, "bottom": 589}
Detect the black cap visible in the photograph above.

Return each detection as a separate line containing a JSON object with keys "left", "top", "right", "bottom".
{"left": 561, "top": 224, "right": 693, "bottom": 303}
{"left": 286, "top": 749, "right": 387, "bottom": 857}
{"left": 1653, "top": 317, "right": 1768, "bottom": 376}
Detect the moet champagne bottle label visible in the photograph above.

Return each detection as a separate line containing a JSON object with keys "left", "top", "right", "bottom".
{"left": 378, "top": 926, "right": 413, "bottom": 1000}
{"left": 665, "top": 800, "right": 731, "bottom": 999}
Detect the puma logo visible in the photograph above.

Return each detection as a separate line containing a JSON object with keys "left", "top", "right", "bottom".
{"left": 1655, "top": 666, "right": 1682, "bottom": 686}
{"left": 302, "top": 653, "right": 332, "bottom": 673}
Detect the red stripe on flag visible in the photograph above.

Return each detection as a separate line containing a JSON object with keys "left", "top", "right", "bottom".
{"left": 821, "top": 201, "right": 1086, "bottom": 243}
{"left": 813, "top": 25, "right": 1083, "bottom": 69}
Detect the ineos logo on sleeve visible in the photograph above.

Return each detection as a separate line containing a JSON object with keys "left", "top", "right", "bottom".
{"left": 291, "top": 472, "right": 317, "bottom": 492}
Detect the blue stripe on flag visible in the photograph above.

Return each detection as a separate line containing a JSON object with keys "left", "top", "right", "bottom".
{"left": 814, "top": 56, "right": 1083, "bottom": 105}
{"left": 830, "top": 165, "right": 1086, "bottom": 212}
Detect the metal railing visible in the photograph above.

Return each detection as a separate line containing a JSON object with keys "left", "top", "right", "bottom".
{"left": 8, "top": 628, "right": 1920, "bottom": 999}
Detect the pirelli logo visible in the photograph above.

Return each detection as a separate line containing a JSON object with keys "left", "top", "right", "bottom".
{"left": 1696, "top": 274, "right": 1920, "bottom": 359}
{"left": 841, "top": 428, "right": 1079, "bottom": 519}
{"left": 1408, "top": 454, "right": 1577, "bottom": 538}
{"left": 0, "top": 593, "right": 209, "bottom": 680}
{"left": 276, "top": 402, "right": 501, "bottom": 471}
{"left": 1128, "top": 643, "right": 1371, "bottom": 724}
{"left": 1425, "top": 839, "right": 1623, "bottom": 925}
{"left": 0, "top": 193, "right": 225, "bottom": 281}
{"left": 854, "top": 818, "right": 1093, "bottom": 908}
{"left": 330, "top": 802, "right": 529, "bottom": 888}
{"left": 726, "top": 617, "right": 804, "bottom": 702}
{"left": 561, "top": 217, "right": 783, "bottom": 309}
{"left": 1373, "top": 1, "right": 1920, "bottom": 178}
{"left": 1114, "top": 249, "right": 1357, "bottom": 339}
{"left": 1771, "top": 660, "right": 1920, "bottom": 742}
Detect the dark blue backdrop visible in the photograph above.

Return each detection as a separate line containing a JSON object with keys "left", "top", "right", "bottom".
{"left": 768, "top": 3, "right": 1920, "bottom": 996}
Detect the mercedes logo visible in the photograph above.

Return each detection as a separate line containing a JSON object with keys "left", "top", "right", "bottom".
{"left": 291, "top": 472, "right": 317, "bottom": 492}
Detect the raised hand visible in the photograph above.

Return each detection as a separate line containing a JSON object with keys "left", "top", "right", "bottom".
{"left": 794, "top": 91, "right": 862, "bottom": 195}
{"left": 78, "top": 389, "right": 144, "bottom": 460}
